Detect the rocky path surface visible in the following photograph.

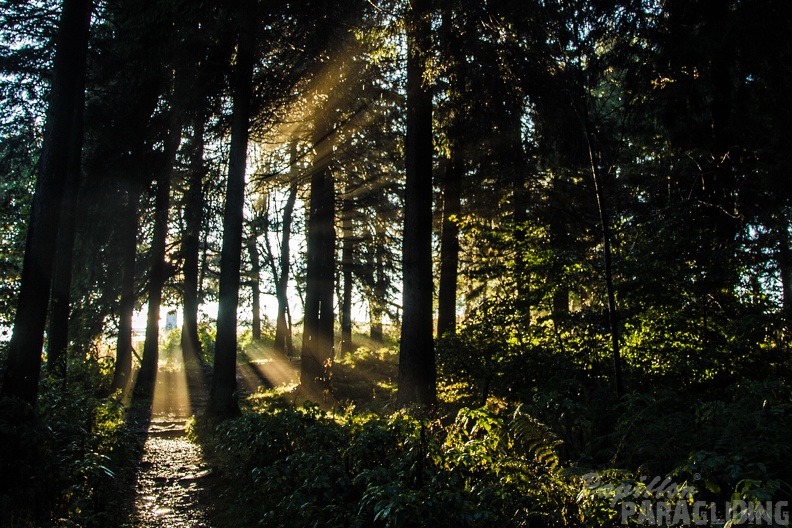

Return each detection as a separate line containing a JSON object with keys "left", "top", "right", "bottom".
{"left": 120, "top": 352, "right": 296, "bottom": 527}
{"left": 122, "top": 366, "right": 214, "bottom": 528}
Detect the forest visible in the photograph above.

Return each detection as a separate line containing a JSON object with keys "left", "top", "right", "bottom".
{"left": 1, "top": 0, "right": 791, "bottom": 526}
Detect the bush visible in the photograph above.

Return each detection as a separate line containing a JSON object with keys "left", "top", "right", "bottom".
{"left": 192, "top": 395, "right": 576, "bottom": 528}
{"left": 0, "top": 353, "right": 140, "bottom": 527}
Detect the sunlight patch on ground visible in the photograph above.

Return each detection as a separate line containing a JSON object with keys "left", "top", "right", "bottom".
{"left": 151, "top": 345, "right": 192, "bottom": 418}
{"left": 237, "top": 342, "right": 299, "bottom": 394}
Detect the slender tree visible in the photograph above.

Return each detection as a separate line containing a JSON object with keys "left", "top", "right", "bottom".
{"left": 397, "top": 0, "right": 436, "bottom": 406}
{"left": 136, "top": 109, "right": 182, "bottom": 393}
{"left": 340, "top": 182, "right": 355, "bottom": 353}
{"left": 1, "top": 0, "right": 93, "bottom": 404}
{"left": 180, "top": 119, "right": 207, "bottom": 364}
{"left": 300, "top": 136, "right": 336, "bottom": 400}
{"left": 273, "top": 180, "right": 298, "bottom": 356}
{"left": 247, "top": 226, "right": 262, "bottom": 342}
{"left": 209, "top": 0, "right": 257, "bottom": 417}
{"left": 111, "top": 177, "right": 142, "bottom": 391}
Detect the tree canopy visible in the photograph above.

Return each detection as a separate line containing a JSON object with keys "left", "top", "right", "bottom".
{"left": 2, "top": 0, "right": 792, "bottom": 525}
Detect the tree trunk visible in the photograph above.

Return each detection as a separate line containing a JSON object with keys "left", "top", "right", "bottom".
{"left": 436, "top": 139, "right": 462, "bottom": 339}
{"left": 180, "top": 120, "right": 205, "bottom": 365}
{"left": 777, "top": 213, "right": 792, "bottom": 339}
{"left": 273, "top": 181, "right": 297, "bottom": 356}
{"left": 47, "top": 48, "right": 89, "bottom": 375}
{"left": 590, "top": 154, "right": 624, "bottom": 399}
{"left": 247, "top": 233, "right": 262, "bottom": 342}
{"left": 209, "top": 0, "right": 256, "bottom": 418}
{"left": 340, "top": 186, "right": 354, "bottom": 354}
{"left": 508, "top": 102, "right": 531, "bottom": 323}
{"left": 112, "top": 180, "right": 141, "bottom": 391}
{"left": 136, "top": 115, "right": 180, "bottom": 394}
{"left": 1, "top": 0, "right": 92, "bottom": 404}
{"left": 397, "top": 0, "right": 436, "bottom": 407}
{"left": 370, "top": 220, "right": 386, "bottom": 343}
{"left": 301, "top": 164, "right": 336, "bottom": 401}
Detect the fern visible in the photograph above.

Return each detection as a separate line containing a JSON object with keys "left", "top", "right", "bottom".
{"left": 510, "top": 404, "right": 562, "bottom": 470}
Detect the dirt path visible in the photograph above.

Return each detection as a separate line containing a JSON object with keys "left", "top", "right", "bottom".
{"left": 121, "top": 350, "right": 297, "bottom": 527}
{"left": 123, "top": 366, "right": 214, "bottom": 528}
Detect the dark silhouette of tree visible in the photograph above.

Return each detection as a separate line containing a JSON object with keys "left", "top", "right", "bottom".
{"left": 209, "top": 0, "right": 258, "bottom": 418}
{"left": 397, "top": 0, "right": 436, "bottom": 406}
{"left": 1, "top": 0, "right": 92, "bottom": 404}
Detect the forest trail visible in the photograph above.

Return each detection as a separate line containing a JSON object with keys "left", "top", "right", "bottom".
{"left": 121, "top": 348, "right": 297, "bottom": 527}
{"left": 123, "top": 364, "right": 214, "bottom": 528}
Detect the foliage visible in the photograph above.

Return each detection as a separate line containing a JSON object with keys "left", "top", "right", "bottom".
{"left": 192, "top": 396, "right": 575, "bottom": 528}
{"left": 0, "top": 353, "right": 140, "bottom": 527}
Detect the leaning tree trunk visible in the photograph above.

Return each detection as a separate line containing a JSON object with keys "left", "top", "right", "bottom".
{"left": 1, "top": 0, "right": 92, "bottom": 404}
{"left": 397, "top": 0, "right": 436, "bottom": 407}
{"left": 300, "top": 163, "right": 336, "bottom": 402}
{"left": 589, "top": 146, "right": 624, "bottom": 399}
{"left": 209, "top": 0, "right": 256, "bottom": 418}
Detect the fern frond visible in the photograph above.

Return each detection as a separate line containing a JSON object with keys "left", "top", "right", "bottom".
{"left": 510, "top": 404, "right": 562, "bottom": 470}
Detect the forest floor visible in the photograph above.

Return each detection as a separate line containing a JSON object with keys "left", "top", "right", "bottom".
{"left": 119, "top": 348, "right": 299, "bottom": 527}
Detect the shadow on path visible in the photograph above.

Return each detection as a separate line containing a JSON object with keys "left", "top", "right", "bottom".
{"left": 119, "top": 348, "right": 214, "bottom": 528}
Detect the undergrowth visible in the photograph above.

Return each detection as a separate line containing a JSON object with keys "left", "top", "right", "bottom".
{"left": 191, "top": 395, "right": 574, "bottom": 528}
{"left": 191, "top": 335, "right": 792, "bottom": 528}
{"left": 0, "top": 353, "right": 139, "bottom": 527}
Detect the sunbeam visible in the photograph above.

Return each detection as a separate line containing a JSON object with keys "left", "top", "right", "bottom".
{"left": 150, "top": 344, "right": 193, "bottom": 419}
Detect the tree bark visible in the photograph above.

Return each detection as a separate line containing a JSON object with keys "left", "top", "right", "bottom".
{"left": 397, "top": 0, "right": 436, "bottom": 407}
{"left": 340, "top": 185, "right": 355, "bottom": 354}
{"left": 1, "top": 0, "right": 92, "bottom": 404}
{"left": 436, "top": 139, "right": 462, "bottom": 339}
{"left": 247, "top": 232, "right": 262, "bottom": 342}
{"left": 590, "top": 153, "right": 624, "bottom": 399}
{"left": 180, "top": 120, "right": 205, "bottom": 365}
{"left": 508, "top": 102, "right": 531, "bottom": 323}
{"left": 370, "top": 220, "right": 386, "bottom": 343}
{"left": 209, "top": 0, "right": 256, "bottom": 418}
{"left": 136, "top": 115, "right": 180, "bottom": 394}
{"left": 273, "top": 181, "right": 297, "bottom": 356}
{"left": 301, "top": 163, "right": 336, "bottom": 401}
{"left": 47, "top": 44, "right": 89, "bottom": 375}
{"left": 112, "top": 179, "right": 141, "bottom": 391}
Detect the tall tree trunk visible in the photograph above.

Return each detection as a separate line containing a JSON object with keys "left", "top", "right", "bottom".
{"left": 398, "top": 0, "right": 436, "bottom": 407}
{"left": 777, "top": 213, "right": 792, "bottom": 339}
{"left": 436, "top": 138, "right": 462, "bottom": 339}
{"left": 209, "top": 0, "right": 256, "bottom": 418}
{"left": 47, "top": 51, "right": 89, "bottom": 375}
{"left": 112, "top": 179, "right": 141, "bottom": 391}
{"left": 370, "top": 220, "right": 386, "bottom": 343}
{"left": 508, "top": 102, "right": 531, "bottom": 323}
{"left": 180, "top": 120, "right": 205, "bottom": 365}
{"left": 301, "top": 163, "right": 336, "bottom": 401}
{"left": 589, "top": 151, "right": 624, "bottom": 399}
{"left": 136, "top": 116, "right": 180, "bottom": 394}
{"left": 340, "top": 185, "right": 354, "bottom": 354}
{"left": 247, "top": 232, "right": 261, "bottom": 342}
{"left": 1, "top": 0, "right": 92, "bottom": 404}
{"left": 436, "top": 7, "right": 462, "bottom": 340}
{"left": 273, "top": 181, "right": 297, "bottom": 356}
